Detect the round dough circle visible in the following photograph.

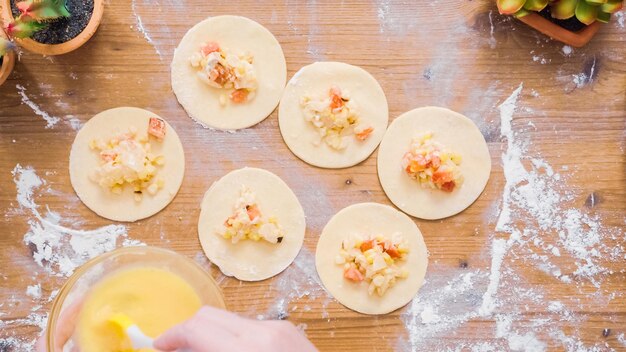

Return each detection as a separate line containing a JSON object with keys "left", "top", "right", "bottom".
{"left": 315, "top": 203, "right": 428, "bottom": 315}
{"left": 198, "top": 168, "right": 306, "bottom": 281}
{"left": 278, "top": 62, "right": 388, "bottom": 169}
{"left": 377, "top": 107, "right": 491, "bottom": 220}
{"left": 171, "top": 15, "right": 287, "bottom": 130}
{"left": 69, "top": 107, "right": 185, "bottom": 222}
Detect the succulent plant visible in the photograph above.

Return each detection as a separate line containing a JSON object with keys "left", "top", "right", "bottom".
{"left": 497, "top": 0, "right": 624, "bottom": 25}
{"left": 5, "top": 0, "right": 70, "bottom": 38}
{"left": 0, "top": 38, "right": 16, "bottom": 56}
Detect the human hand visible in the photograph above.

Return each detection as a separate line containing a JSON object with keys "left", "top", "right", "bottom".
{"left": 154, "top": 306, "right": 318, "bottom": 352}
{"left": 36, "top": 299, "right": 83, "bottom": 352}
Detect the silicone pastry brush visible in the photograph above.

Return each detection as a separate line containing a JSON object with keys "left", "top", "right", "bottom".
{"left": 109, "top": 313, "right": 155, "bottom": 349}
{"left": 109, "top": 314, "right": 191, "bottom": 352}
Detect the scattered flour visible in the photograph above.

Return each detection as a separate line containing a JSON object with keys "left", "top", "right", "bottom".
{"left": 562, "top": 45, "right": 573, "bottom": 56}
{"left": 488, "top": 10, "right": 497, "bottom": 49}
{"left": 614, "top": 11, "right": 624, "bottom": 28}
{"left": 16, "top": 84, "right": 60, "bottom": 129}
{"left": 531, "top": 54, "right": 549, "bottom": 65}
{"left": 12, "top": 164, "right": 141, "bottom": 278}
{"left": 131, "top": 0, "right": 163, "bottom": 60}
{"left": 617, "top": 333, "right": 626, "bottom": 347}
{"left": 26, "top": 284, "right": 42, "bottom": 299}
{"left": 259, "top": 249, "right": 329, "bottom": 320}
{"left": 65, "top": 115, "right": 83, "bottom": 130}
{"left": 572, "top": 72, "right": 589, "bottom": 88}
{"left": 496, "top": 314, "right": 546, "bottom": 352}
{"left": 478, "top": 239, "right": 508, "bottom": 317}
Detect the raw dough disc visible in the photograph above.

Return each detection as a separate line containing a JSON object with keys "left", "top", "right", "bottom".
{"left": 69, "top": 107, "right": 185, "bottom": 222}
{"left": 198, "top": 168, "right": 306, "bottom": 281}
{"left": 315, "top": 202, "right": 428, "bottom": 315}
{"left": 171, "top": 15, "right": 287, "bottom": 130}
{"left": 278, "top": 62, "right": 388, "bottom": 168}
{"left": 377, "top": 106, "right": 491, "bottom": 220}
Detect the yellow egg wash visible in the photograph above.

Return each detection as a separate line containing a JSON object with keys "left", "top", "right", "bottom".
{"left": 76, "top": 267, "right": 202, "bottom": 352}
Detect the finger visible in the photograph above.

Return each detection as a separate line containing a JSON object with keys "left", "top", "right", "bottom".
{"left": 193, "top": 306, "right": 257, "bottom": 334}
{"left": 35, "top": 333, "right": 46, "bottom": 352}
{"left": 52, "top": 299, "right": 84, "bottom": 351}
{"left": 154, "top": 318, "right": 235, "bottom": 352}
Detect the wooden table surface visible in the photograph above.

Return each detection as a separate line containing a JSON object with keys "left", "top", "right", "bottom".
{"left": 1, "top": 1, "right": 625, "bottom": 351}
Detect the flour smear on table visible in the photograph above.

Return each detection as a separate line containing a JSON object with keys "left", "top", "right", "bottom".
{"left": 0, "top": 166, "right": 142, "bottom": 349}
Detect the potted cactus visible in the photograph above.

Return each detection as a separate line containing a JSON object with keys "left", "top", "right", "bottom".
{"left": 0, "top": 29, "right": 15, "bottom": 86}
{"left": 0, "top": 0, "right": 104, "bottom": 55}
{"left": 497, "top": 0, "right": 624, "bottom": 47}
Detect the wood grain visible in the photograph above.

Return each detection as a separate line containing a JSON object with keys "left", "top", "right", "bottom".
{"left": 0, "top": 0, "right": 625, "bottom": 351}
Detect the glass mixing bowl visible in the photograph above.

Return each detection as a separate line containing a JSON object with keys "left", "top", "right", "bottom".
{"left": 46, "top": 246, "right": 226, "bottom": 351}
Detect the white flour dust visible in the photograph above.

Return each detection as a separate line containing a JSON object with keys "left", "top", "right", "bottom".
{"left": 258, "top": 249, "right": 329, "bottom": 320}
{"left": 488, "top": 10, "right": 497, "bottom": 49}
{"left": 16, "top": 84, "right": 60, "bottom": 129}
{"left": 12, "top": 165, "right": 141, "bottom": 278}
{"left": 478, "top": 238, "right": 508, "bottom": 317}
{"left": 131, "top": 0, "right": 164, "bottom": 60}
{"left": 0, "top": 165, "right": 143, "bottom": 349}
{"left": 375, "top": 0, "right": 415, "bottom": 35}
{"left": 495, "top": 84, "right": 623, "bottom": 286}
{"left": 614, "top": 11, "right": 624, "bottom": 28}
{"left": 562, "top": 45, "right": 573, "bottom": 56}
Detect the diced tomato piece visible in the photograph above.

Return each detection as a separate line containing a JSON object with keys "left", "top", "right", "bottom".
{"left": 432, "top": 170, "right": 454, "bottom": 184}
{"left": 230, "top": 89, "right": 249, "bottom": 103}
{"left": 360, "top": 239, "right": 376, "bottom": 252}
{"left": 246, "top": 204, "right": 261, "bottom": 221}
{"left": 355, "top": 127, "right": 374, "bottom": 141}
{"left": 100, "top": 150, "right": 117, "bottom": 162}
{"left": 201, "top": 41, "right": 220, "bottom": 55}
{"left": 440, "top": 181, "right": 456, "bottom": 192}
{"left": 329, "top": 86, "right": 344, "bottom": 110}
{"left": 385, "top": 246, "right": 401, "bottom": 259}
{"left": 148, "top": 117, "right": 166, "bottom": 140}
{"left": 344, "top": 267, "right": 364, "bottom": 282}
{"left": 209, "top": 64, "right": 233, "bottom": 87}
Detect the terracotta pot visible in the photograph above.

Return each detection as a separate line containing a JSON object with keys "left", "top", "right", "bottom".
{"left": 518, "top": 13, "right": 601, "bottom": 48}
{"left": 0, "top": 27, "right": 15, "bottom": 86}
{"left": 0, "top": 0, "right": 104, "bottom": 56}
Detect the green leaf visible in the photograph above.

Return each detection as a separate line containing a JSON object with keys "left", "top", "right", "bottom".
{"left": 17, "top": 0, "right": 70, "bottom": 21}
{"left": 497, "top": 0, "right": 527, "bottom": 15}
{"left": 524, "top": 0, "right": 549, "bottom": 11}
{"left": 576, "top": 0, "right": 599, "bottom": 24}
{"left": 550, "top": 0, "right": 578, "bottom": 19}
{"left": 596, "top": 11, "right": 611, "bottom": 22}
{"left": 7, "top": 17, "right": 48, "bottom": 38}
{"left": 600, "top": 0, "right": 624, "bottom": 13}
{"left": 584, "top": 0, "right": 607, "bottom": 4}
